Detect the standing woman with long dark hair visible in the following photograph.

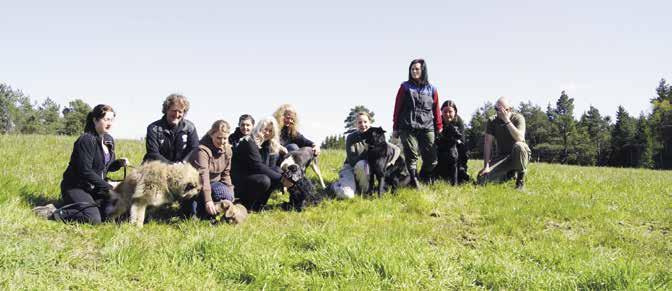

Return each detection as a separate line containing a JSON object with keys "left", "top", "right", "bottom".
{"left": 392, "top": 59, "right": 443, "bottom": 187}
{"left": 33, "top": 104, "right": 128, "bottom": 224}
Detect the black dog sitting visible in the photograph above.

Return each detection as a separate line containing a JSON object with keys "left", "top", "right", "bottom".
{"left": 434, "top": 124, "right": 470, "bottom": 185}
{"left": 363, "top": 127, "right": 411, "bottom": 196}
{"left": 281, "top": 164, "right": 323, "bottom": 212}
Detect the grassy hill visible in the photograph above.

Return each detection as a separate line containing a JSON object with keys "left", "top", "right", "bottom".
{"left": 0, "top": 134, "right": 670, "bottom": 289}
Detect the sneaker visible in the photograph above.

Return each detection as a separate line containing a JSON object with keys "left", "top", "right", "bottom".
{"left": 33, "top": 204, "right": 57, "bottom": 220}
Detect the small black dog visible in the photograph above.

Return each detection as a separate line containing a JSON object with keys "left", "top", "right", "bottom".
{"left": 363, "top": 127, "right": 410, "bottom": 196}
{"left": 434, "top": 125, "right": 470, "bottom": 185}
{"left": 281, "top": 164, "right": 323, "bottom": 211}
{"left": 434, "top": 125, "right": 461, "bottom": 185}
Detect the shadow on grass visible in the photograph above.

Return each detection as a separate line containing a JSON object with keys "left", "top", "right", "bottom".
{"left": 19, "top": 187, "right": 61, "bottom": 208}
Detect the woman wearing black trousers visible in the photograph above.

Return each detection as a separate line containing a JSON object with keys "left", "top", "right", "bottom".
{"left": 33, "top": 104, "right": 128, "bottom": 224}
{"left": 231, "top": 117, "right": 286, "bottom": 211}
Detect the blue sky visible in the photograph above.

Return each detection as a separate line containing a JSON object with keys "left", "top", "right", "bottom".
{"left": 2, "top": 0, "right": 670, "bottom": 143}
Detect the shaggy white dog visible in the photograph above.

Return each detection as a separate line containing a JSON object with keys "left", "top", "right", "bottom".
{"left": 106, "top": 161, "right": 201, "bottom": 227}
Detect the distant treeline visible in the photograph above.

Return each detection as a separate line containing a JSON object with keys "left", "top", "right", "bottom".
{"left": 466, "top": 79, "right": 672, "bottom": 169}
{"left": 323, "top": 79, "right": 672, "bottom": 170}
{"left": 0, "top": 84, "right": 92, "bottom": 136}
{"left": 3, "top": 80, "right": 671, "bottom": 169}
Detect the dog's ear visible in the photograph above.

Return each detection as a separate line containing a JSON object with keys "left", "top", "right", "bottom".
{"left": 225, "top": 204, "right": 248, "bottom": 224}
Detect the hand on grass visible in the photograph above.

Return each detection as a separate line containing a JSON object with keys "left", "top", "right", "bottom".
{"left": 205, "top": 201, "right": 218, "bottom": 216}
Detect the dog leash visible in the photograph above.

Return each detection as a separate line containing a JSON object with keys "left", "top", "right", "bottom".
{"left": 108, "top": 164, "right": 135, "bottom": 182}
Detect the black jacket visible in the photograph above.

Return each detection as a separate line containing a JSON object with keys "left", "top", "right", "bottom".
{"left": 436, "top": 115, "right": 469, "bottom": 167}
{"left": 228, "top": 127, "right": 245, "bottom": 149}
{"left": 231, "top": 137, "right": 282, "bottom": 185}
{"left": 143, "top": 117, "right": 199, "bottom": 164}
{"left": 61, "top": 132, "right": 125, "bottom": 198}
{"left": 280, "top": 126, "right": 314, "bottom": 148}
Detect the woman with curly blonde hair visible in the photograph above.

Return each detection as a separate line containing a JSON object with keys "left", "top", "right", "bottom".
{"left": 273, "top": 104, "right": 320, "bottom": 156}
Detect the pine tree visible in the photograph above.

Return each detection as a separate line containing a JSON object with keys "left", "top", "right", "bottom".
{"left": 649, "top": 78, "right": 672, "bottom": 168}
{"left": 60, "top": 99, "right": 91, "bottom": 135}
{"left": 633, "top": 114, "right": 654, "bottom": 168}
{"left": 465, "top": 102, "right": 495, "bottom": 159}
{"left": 610, "top": 106, "right": 636, "bottom": 167}
{"left": 518, "top": 101, "right": 551, "bottom": 161}
{"left": 38, "top": 97, "right": 62, "bottom": 134}
{"left": 547, "top": 91, "right": 576, "bottom": 164}
{"left": 578, "top": 106, "right": 612, "bottom": 166}
{"left": 343, "top": 105, "right": 375, "bottom": 133}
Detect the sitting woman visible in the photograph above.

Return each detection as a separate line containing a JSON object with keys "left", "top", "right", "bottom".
{"left": 434, "top": 100, "right": 470, "bottom": 184}
{"left": 331, "top": 111, "right": 374, "bottom": 198}
{"left": 230, "top": 117, "right": 284, "bottom": 211}
{"left": 184, "top": 120, "right": 235, "bottom": 219}
{"left": 33, "top": 104, "right": 128, "bottom": 224}
{"left": 273, "top": 104, "right": 320, "bottom": 155}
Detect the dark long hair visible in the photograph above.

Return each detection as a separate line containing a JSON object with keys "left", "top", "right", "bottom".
{"left": 84, "top": 104, "right": 115, "bottom": 134}
{"left": 408, "top": 58, "right": 428, "bottom": 86}
{"left": 441, "top": 100, "right": 458, "bottom": 115}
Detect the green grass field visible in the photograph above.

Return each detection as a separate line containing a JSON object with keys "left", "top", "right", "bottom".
{"left": 1, "top": 134, "right": 670, "bottom": 290}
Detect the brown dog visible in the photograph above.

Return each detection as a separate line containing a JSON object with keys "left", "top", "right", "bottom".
{"left": 213, "top": 200, "right": 248, "bottom": 224}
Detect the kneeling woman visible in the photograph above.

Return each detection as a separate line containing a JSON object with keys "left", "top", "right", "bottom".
{"left": 434, "top": 100, "right": 470, "bottom": 184}
{"left": 231, "top": 117, "right": 283, "bottom": 211}
{"left": 184, "top": 120, "right": 235, "bottom": 218}
{"left": 35, "top": 105, "right": 128, "bottom": 224}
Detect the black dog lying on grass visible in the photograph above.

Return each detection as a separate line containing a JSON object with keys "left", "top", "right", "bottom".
{"left": 363, "top": 127, "right": 410, "bottom": 196}
{"left": 281, "top": 164, "right": 324, "bottom": 211}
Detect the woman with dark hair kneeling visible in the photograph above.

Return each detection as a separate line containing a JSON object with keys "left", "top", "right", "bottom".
{"left": 231, "top": 117, "right": 284, "bottom": 211}
{"left": 184, "top": 120, "right": 236, "bottom": 218}
{"left": 33, "top": 104, "right": 128, "bottom": 224}
{"left": 434, "top": 100, "right": 470, "bottom": 185}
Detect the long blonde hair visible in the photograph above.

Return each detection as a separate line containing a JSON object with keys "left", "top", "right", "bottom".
{"left": 273, "top": 104, "right": 299, "bottom": 139}
{"left": 249, "top": 117, "right": 281, "bottom": 153}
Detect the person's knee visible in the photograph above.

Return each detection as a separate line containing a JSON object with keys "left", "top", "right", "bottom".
{"left": 286, "top": 144, "right": 299, "bottom": 152}
{"left": 354, "top": 162, "right": 370, "bottom": 182}
{"left": 211, "top": 182, "right": 234, "bottom": 202}
{"left": 86, "top": 209, "right": 102, "bottom": 225}
{"left": 258, "top": 176, "right": 272, "bottom": 190}
{"left": 512, "top": 142, "right": 528, "bottom": 153}
{"left": 333, "top": 184, "right": 355, "bottom": 199}
{"left": 354, "top": 160, "right": 369, "bottom": 173}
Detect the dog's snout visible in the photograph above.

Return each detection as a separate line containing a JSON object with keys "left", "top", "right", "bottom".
{"left": 184, "top": 183, "right": 197, "bottom": 192}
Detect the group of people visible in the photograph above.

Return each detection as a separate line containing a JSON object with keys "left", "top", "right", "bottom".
{"left": 33, "top": 58, "right": 531, "bottom": 225}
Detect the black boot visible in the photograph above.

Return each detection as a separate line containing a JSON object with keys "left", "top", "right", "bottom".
{"left": 409, "top": 170, "right": 422, "bottom": 189}
{"left": 515, "top": 171, "right": 525, "bottom": 189}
